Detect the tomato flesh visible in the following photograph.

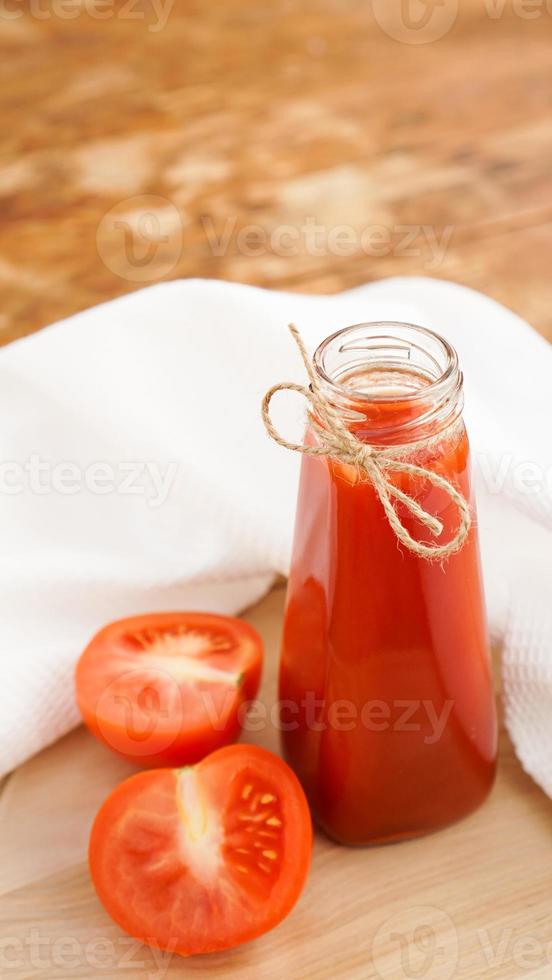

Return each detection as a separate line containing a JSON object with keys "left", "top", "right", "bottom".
{"left": 89, "top": 745, "right": 313, "bottom": 955}
{"left": 75, "top": 613, "right": 263, "bottom": 767}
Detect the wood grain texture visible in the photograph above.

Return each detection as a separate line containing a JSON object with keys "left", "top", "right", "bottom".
{"left": 0, "top": 587, "right": 551, "bottom": 979}
{"left": 2, "top": 0, "right": 552, "bottom": 342}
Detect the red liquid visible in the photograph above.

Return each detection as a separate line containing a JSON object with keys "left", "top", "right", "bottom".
{"left": 280, "top": 392, "right": 497, "bottom": 845}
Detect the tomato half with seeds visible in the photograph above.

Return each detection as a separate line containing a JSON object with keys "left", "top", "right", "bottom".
{"left": 75, "top": 612, "right": 263, "bottom": 767}
{"left": 89, "top": 744, "right": 312, "bottom": 955}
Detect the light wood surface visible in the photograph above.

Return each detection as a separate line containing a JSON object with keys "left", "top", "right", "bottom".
{"left": 1, "top": 585, "right": 551, "bottom": 980}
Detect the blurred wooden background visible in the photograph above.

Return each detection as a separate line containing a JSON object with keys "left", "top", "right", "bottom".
{"left": 2, "top": 0, "right": 552, "bottom": 343}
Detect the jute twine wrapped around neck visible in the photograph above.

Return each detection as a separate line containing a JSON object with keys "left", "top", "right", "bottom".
{"left": 261, "top": 324, "right": 471, "bottom": 561}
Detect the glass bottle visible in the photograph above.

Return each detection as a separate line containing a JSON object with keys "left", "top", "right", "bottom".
{"left": 279, "top": 322, "right": 497, "bottom": 845}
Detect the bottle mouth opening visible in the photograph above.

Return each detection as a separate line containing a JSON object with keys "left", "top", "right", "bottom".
{"left": 312, "top": 322, "right": 463, "bottom": 442}
{"left": 314, "top": 321, "right": 460, "bottom": 403}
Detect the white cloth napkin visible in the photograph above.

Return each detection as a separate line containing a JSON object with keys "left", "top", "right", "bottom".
{"left": 1, "top": 277, "right": 551, "bottom": 792}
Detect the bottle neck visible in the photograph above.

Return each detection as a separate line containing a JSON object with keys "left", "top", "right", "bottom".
{"left": 313, "top": 322, "right": 464, "bottom": 447}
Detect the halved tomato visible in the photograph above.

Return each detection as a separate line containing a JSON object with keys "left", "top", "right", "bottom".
{"left": 89, "top": 744, "right": 312, "bottom": 955}
{"left": 75, "top": 612, "right": 263, "bottom": 767}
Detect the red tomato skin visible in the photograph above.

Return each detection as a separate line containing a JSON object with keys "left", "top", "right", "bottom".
{"left": 89, "top": 745, "right": 313, "bottom": 956}
{"left": 75, "top": 613, "right": 263, "bottom": 768}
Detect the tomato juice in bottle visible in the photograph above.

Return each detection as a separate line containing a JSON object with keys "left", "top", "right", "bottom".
{"left": 279, "top": 322, "right": 497, "bottom": 845}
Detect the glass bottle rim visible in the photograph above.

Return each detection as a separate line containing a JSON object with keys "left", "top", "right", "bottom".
{"left": 313, "top": 321, "right": 461, "bottom": 405}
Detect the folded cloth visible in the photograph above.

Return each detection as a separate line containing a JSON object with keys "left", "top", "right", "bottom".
{"left": 0, "top": 277, "right": 551, "bottom": 790}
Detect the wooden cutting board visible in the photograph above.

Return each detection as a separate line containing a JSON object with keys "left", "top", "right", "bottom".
{"left": 0, "top": 583, "right": 550, "bottom": 980}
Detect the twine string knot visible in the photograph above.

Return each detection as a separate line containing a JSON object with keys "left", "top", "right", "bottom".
{"left": 261, "top": 323, "right": 471, "bottom": 560}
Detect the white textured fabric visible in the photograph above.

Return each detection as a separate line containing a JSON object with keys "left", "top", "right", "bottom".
{"left": 0, "top": 277, "right": 551, "bottom": 788}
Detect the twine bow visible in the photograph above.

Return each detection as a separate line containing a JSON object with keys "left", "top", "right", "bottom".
{"left": 261, "top": 324, "right": 471, "bottom": 560}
